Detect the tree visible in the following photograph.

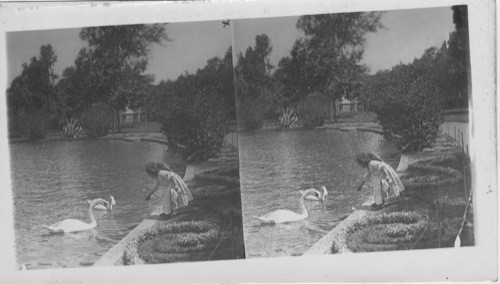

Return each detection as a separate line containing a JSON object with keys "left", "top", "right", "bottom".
{"left": 444, "top": 5, "right": 469, "bottom": 108}
{"left": 234, "top": 34, "right": 275, "bottom": 130}
{"left": 194, "top": 47, "right": 236, "bottom": 119}
{"left": 56, "top": 48, "right": 98, "bottom": 120}
{"left": 78, "top": 24, "right": 169, "bottom": 132}
{"left": 293, "top": 12, "right": 383, "bottom": 122}
{"left": 273, "top": 39, "right": 310, "bottom": 107}
{"left": 7, "top": 45, "right": 59, "bottom": 139}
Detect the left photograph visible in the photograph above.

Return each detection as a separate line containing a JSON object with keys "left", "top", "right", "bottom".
{"left": 7, "top": 21, "right": 244, "bottom": 270}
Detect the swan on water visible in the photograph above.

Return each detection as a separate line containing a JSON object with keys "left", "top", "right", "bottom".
{"left": 87, "top": 196, "right": 115, "bottom": 210}
{"left": 252, "top": 189, "right": 317, "bottom": 224}
{"left": 40, "top": 199, "right": 107, "bottom": 234}
{"left": 299, "top": 186, "right": 328, "bottom": 201}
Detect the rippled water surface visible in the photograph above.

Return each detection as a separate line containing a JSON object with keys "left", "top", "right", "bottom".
{"left": 239, "top": 129, "right": 400, "bottom": 258}
{"left": 10, "top": 139, "right": 184, "bottom": 269}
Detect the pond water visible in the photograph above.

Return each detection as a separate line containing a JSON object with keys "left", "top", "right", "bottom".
{"left": 239, "top": 129, "right": 400, "bottom": 258}
{"left": 10, "top": 139, "right": 184, "bottom": 270}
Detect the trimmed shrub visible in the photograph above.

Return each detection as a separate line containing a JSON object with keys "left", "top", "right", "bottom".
{"left": 377, "top": 92, "right": 442, "bottom": 152}
{"left": 366, "top": 57, "right": 445, "bottom": 152}
{"left": 344, "top": 212, "right": 428, "bottom": 252}
{"left": 296, "top": 94, "right": 329, "bottom": 129}
{"left": 80, "top": 103, "right": 113, "bottom": 138}
{"left": 161, "top": 89, "right": 228, "bottom": 162}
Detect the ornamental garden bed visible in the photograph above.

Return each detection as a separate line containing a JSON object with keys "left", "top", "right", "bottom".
{"left": 343, "top": 212, "right": 429, "bottom": 252}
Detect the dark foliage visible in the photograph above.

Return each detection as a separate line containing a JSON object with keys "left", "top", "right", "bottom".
{"left": 234, "top": 35, "right": 275, "bottom": 130}
{"left": 80, "top": 103, "right": 114, "bottom": 138}
{"left": 296, "top": 94, "right": 329, "bottom": 129}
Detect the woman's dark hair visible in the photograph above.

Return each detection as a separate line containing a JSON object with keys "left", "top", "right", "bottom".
{"left": 355, "top": 153, "right": 383, "bottom": 168}
{"left": 145, "top": 162, "right": 172, "bottom": 176}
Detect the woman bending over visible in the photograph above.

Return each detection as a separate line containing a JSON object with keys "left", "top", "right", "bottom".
{"left": 355, "top": 153, "right": 405, "bottom": 210}
{"left": 145, "top": 162, "right": 194, "bottom": 220}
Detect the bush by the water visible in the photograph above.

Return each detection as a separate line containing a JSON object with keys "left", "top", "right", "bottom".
{"left": 123, "top": 220, "right": 220, "bottom": 265}
{"left": 376, "top": 92, "right": 442, "bottom": 152}
{"left": 237, "top": 97, "right": 267, "bottom": 131}
{"left": 80, "top": 104, "right": 114, "bottom": 138}
{"left": 342, "top": 212, "right": 428, "bottom": 253}
{"left": 296, "top": 94, "right": 329, "bottom": 129}
{"left": 364, "top": 52, "right": 445, "bottom": 152}
{"left": 161, "top": 89, "right": 228, "bottom": 162}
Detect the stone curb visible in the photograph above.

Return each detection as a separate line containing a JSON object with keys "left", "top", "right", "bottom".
{"left": 93, "top": 219, "right": 158, "bottom": 266}
{"left": 303, "top": 200, "right": 374, "bottom": 255}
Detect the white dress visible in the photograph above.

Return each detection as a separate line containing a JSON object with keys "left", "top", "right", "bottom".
{"left": 150, "top": 170, "right": 194, "bottom": 216}
{"left": 362, "top": 160, "right": 405, "bottom": 205}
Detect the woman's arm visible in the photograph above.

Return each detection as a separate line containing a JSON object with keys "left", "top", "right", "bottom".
{"left": 145, "top": 178, "right": 160, "bottom": 200}
{"left": 356, "top": 181, "right": 366, "bottom": 191}
{"left": 356, "top": 169, "right": 371, "bottom": 191}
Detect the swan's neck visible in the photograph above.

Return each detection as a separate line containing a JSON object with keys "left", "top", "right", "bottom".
{"left": 299, "top": 196, "right": 308, "bottom": 218}
{"left": 88, "top": 204, "right": 97, "bottom": 226}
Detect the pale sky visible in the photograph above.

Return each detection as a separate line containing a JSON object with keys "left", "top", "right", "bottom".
{"left": 7, "top": 6, "right": 456, "bottom": 85}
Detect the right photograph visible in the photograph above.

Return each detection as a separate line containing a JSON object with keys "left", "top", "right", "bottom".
{"left": 232, "top": 6, "right": 473, "bottom": 258}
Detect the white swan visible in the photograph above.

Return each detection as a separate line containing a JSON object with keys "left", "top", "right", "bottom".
{"left": 87, "top": 196, "right": 115, "bottom": 210}
{"left": 252, "top": 189, "right": 317, "bottom": 224}
{"left": 41, "top": 199, "right": 106, "bottom": 234}
{"left": 300, "top": 186, "right": 328, "bottom": 201}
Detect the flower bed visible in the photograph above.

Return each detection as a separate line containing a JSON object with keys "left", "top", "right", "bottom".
{"left": 191, "top": 166, "right": 240, "bottom": 200}
{"left": 343, "top": 212, "right": 428, "bottom": 252}
{"left": 402, "top": 155, "right": 463, "bottom": 191}
{"left": 194, "top": 166, "right": 240, "bottom": 186}
{"left": 191, "top": 184, "right": 239, "bottom": 200}
{"left": 123, "top": 220, "right": 219, "bottom": 265}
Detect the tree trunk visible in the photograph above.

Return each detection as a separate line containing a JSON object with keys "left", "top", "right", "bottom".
{"left": 116, "top": 109, "right": 121, "bottom": 133}
{"left": 332, "top": 99, "right": 337, "bottom": 123}
{"left": 329, "top": 99, "right": 334, "bottom": 122}
{"left": 329, "top": 99, "right": 338, "bottom": 123}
